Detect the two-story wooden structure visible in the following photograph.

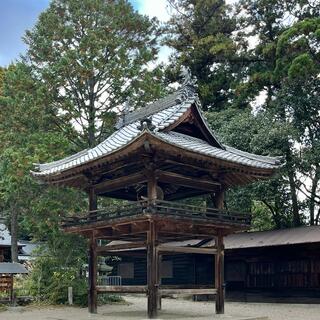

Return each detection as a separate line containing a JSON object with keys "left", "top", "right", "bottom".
{"left": 31, "top": 75, "right": 281, "bottom": 318}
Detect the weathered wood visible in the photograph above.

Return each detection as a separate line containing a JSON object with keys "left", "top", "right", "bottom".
{"left": 159, "top": 288, "right": 217, "bottom": 295}
{"left": 215, "top": 234, "right": 224, "bottom": 314}
{"left": 88, "top": 234, "right": 97, "bottom": 314}
{"left": 88, "top": 189, "right": 97, "bottom": 314}
{"left": 157, "top": 245, "right": 217, "bottom": 255}
{"left": 96, "top": 241, "right": 146, "bottom": 253}
{"left": 157, "top": 254, "right": 162, "bottom": 310}
{"left": 89, "top": 188, "right": 97, "bottom": 215}
{"left": 147, "top": 172, "right": 158, "bottom": 201}
{"left": 93, "top": 172, "right": 147, "bottom": 195}
{"left": 96, "top": 285, "right": 147, "bottom": 293}
{"left": 213, "top": 188, "right": 225, "bottom": 210}
{"left": 156, "top": 170, "right": 220, "bottom": 192}
{"left": 147, "top": 221, "right": 158, "bottom": 319}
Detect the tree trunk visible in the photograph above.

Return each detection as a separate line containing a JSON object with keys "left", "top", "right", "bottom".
{"left": 10, "top": 209, "right": 19, "bottom": 263}
{"left": 285, "top": 148, "right": 300, "bottom": 227}
{"left": 288, "top": 170, "right": 300, "bottom": 226}
{"left": 87, "top": 78, "right": 96, "bottom": 148}
{"left": 309, "top": 168, "right": 319, "bottom": 226}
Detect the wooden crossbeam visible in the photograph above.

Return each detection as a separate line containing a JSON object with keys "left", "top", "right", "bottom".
{"left": 156, "top": 170, "right": 220, "bottom": 191}
{"left": 93, "top": 172, "right": 147, "bottom": 194}
{"left": 96, "top": 241, "right": 146, "bottom": 253}
{"left": 96, "top": 285, "right": 147, "bottom": 293}
{"left": 157, "top": 245, "right": 217, "bottom": 255}
{"left": 159, "top": 288, "right": 217, "bottom": 295}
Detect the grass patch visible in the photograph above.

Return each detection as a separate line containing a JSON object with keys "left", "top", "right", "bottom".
{"left": 0, "top": 304, "right": 7, "bottom": 312}
{"left": 98, "top": 294, "right": 126, "bottom": 305}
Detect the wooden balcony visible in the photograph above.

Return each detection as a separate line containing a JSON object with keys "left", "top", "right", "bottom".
{"left": 62, "top": 200, "right": 251, "bottom": 229}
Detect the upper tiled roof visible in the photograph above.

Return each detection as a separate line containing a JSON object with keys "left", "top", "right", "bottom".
{"left": 32, "top": 81, "right": 282, "bottom": 179}
{"left": 156, "top": 132, "right": 281, "bottom": 169}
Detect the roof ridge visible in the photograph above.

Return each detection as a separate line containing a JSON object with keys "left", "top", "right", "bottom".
{"left": 115, "top": 83, "right": 197, "bottom": 129}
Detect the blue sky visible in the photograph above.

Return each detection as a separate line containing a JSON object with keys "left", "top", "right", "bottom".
{"left": 0, "top": 0, "right": 50, "bottom": 66}
{"left": 0, "top": 0, "right": 164, "bottom": 66}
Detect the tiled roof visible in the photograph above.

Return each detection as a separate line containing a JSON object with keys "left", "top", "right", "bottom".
{"left": 32, "top": 83, "right": 282, "bottom": 178}
{"left": 157, "top": 132, "right": 281, "bottom": 169}
{"left": 202, "top": 226, "right": 320, "bottom": 249}
{"left": 0, "top": 262, "right": 28, "bottom": 274}
{"left": 108, "top": 226, "right": 320, "bottom": 251}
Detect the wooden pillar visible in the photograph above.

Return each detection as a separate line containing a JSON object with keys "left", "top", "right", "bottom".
{"left": 215, "top": 233, "right": 224, "bottom": 314}
{"left": 157, "top": 255, "right": 162, "bottom": 310}
{"left": 147, "top": 221, "right": 158, "bottom": 318}
{"left": 213, "top": 188, "right": 225, "bottom": 210}
{"left": 147, "top": 171, "right": 158, "bottom": 318}
{"left": 147, "top": 171, "right": 157, "bottom": 201}
{"left": 10, "top": 275, "right": 14, "bottom": 305}
{"left": 89, "top": 187, "right": 98, "bottom": 213}
{"left": 88, "top": 188, "right": 97, "bottom": 314}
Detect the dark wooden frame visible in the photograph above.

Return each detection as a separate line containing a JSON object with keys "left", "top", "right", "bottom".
{"left": 62, "top": 173, "right": 250, "bottom": 319}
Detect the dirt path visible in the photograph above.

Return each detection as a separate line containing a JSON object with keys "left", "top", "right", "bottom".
{"left": 1, "top": 295, "right": 319, "bottom": 320}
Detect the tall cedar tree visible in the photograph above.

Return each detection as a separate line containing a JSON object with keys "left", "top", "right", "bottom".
{"left": 0, "top": 63, "right": 86, "bottom": 261}
{"left": 165, "top": 0, "right": 244, "bottom": 111}
{"left": 24, "top": 0, "right": 164, "bottom": 149}
{"left": 166, "top": 0, "right": 320, "bottom": 228}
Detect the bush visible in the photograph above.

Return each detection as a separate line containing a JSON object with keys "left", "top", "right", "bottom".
{"left": 98, "top": 294, "right": 124, "bottom": 305}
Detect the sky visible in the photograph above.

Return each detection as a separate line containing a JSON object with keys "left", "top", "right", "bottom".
{"left": 0, "top": 0, "right": 169, "bottom": 66}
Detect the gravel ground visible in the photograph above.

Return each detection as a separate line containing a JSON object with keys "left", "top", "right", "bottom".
{"left": 1, "top": 295, "right": 320, "bottom": 320}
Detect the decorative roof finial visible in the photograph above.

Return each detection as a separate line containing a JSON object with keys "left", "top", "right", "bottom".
{"left": 115, "top": 98, "right": 132, "bottom": 129}
{"left": 137, "top": 117, "right": 155, "bottom": 132}
{"left": 180, "top": 66, "right": 197, "bottom": 87}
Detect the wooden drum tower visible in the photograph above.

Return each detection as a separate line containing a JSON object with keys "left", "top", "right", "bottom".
{"left": 32, "top": 76, "right": 281, "bottom": 318}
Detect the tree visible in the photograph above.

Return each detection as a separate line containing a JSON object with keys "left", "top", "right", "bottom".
{"left": 165, "top": 0, "right": 243, "bottom": 111}
{"left": 0, "top": 63, "right": 85, "bottom": 261}
{"left": 24, "top": 0, "right": 164, "bottom": 149}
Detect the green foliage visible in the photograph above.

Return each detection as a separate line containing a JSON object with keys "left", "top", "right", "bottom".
{"left": 276, "top": 18, "right": 320, "bottom": 80}
{"left": 26, "top": 235, "right": 88, "bottom": 306}
{"left": 251, "top": 201, "right": 276, "bottom": 231}
{"left": 24, "top": 0, "right": 165, "bottom": 148}
{"left": 165, "top": 0, "right": 242, "bottom": 110}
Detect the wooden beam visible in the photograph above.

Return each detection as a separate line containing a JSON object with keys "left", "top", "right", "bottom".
{"left": 93, "top": 172, "right": 147, "bottom": 195}
{"left": 159, "top": 288, "right": 217, "bottom": 295}
{"left": 96, "top": 285, "right": 147, "bottom": 293}
{"left": 157, "top": 245, "right": 217, "bottom": 255}
{"left": 157, "top": 170, "right": 220, "bottom": 192}
{"left": 215, "top": 233, "right": 224, "bottom": 314}
{"left": 96, "top": 241, "right": 146, "bottom": 253}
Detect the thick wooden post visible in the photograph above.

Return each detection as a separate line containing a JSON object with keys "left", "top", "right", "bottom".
{"left": 215, "top": 233, "right": 224, "bottom": 314}
{"left": 147, "top": 171, "right": 158, "bottom": 318}
{"left": 157, "top": 255, "right": 162, "bottom": 310}
{"left": 88, "top": 189, "right": 97, "bottom": 314}
{"left": 147, "top": 171, "right": 157, "bottom": 201}
{"left": 213, "top": 188, "right": 225, "bottom": 210}
{"left": 147, "top": 221, "right": 158, "bottom": 318}
{"left": 88, "top": 233, "right": 97, "bottom": 314}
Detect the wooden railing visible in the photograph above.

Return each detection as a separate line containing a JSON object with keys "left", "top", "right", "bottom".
{"left": 62, "top": 200, "right": 251, "bottom": 228}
